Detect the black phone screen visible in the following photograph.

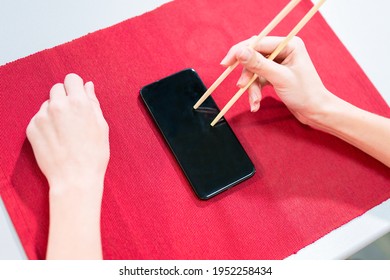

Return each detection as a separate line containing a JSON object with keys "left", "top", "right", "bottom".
{"left": 140, "top": 69, "right": 255, "bottom": 199}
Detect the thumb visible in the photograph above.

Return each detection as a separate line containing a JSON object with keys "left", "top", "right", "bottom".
{"left": 237, "top": 47, "right": 291, "bottom": 88}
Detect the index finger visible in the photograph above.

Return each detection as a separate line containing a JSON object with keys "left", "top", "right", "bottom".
{"left": 252, "top": 36, "right": 302, "bottom": 62}
{"left": 220, "top": 36, "right": 257, "bottom": 66}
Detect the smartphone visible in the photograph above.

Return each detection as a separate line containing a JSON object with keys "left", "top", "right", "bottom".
{"left": 140, "top": 69, "right": 255, "bottom": 199}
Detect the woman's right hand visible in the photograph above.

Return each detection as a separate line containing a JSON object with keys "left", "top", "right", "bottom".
{"left": 220, "top": 36, "right": 332, "bottom": 127}
{"left": 221, "top": 36, "right": 390, "bottom": 168}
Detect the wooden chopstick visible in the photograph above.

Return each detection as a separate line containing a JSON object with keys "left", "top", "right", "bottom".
{"left": 210, "top": 0, "right": 326, "bottom": 126}
{"left": 193, "top": 0, "right": 302, "bottom": 110}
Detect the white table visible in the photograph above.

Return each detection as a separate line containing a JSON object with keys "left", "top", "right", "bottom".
{"left": 1, "top": 0, "right": 389, "bottom": 260}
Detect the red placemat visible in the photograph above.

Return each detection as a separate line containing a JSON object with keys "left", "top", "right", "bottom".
{"left": 0, "top": 0, "right": 389, "bottom": 259}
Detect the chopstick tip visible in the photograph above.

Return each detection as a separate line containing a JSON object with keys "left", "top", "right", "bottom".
{"left": 210, "top": 119, "right": 218, "bottom": 127}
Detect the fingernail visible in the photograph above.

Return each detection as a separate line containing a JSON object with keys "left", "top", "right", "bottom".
{"left": 239, "top": 47, "right": 251, "bottom": 62}
{"left": 250, "top": 104, "right": 256, "bottom": 112}
{"left": 251, "top": 101, "right": 260, "bottom": 112}
{"left": 236, "top": 77, "right": 244, "bottom": 87}
{"left": 220, "top": 56, "right": 229, "bottom": 65}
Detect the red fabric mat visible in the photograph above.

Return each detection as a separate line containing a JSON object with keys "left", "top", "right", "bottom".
{"left": 1, "top": 0, "right": 389, "bottom": 259}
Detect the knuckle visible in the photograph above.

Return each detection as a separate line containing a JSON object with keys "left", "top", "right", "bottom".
{"left": 247, "top": 36, "right": 258, "bottom": 48}
{"left": 48, "top": 101, "right": 63, "bottom": 114}
{"left": 251, "top": 54, "right": 263, "bottom": 71}
{"left": 33, "top": 112, "right": 47, "bottom": 127}
{"left": 229, "top": 44, "right": 239, "bottom": 55}
{"left": 26, "top": 120, "right": 35, "bottom": 138}
{"left": 69, "top": 95, "right": 85, "bottom": 107}
{"left": 40, "top": 100, "right": 49, "bottom": 109}
{"left": 291, "top": 36, "right": 305, "bottom": 49}
{"left": 249, "top": 35, "right": 257, "bottom": 44}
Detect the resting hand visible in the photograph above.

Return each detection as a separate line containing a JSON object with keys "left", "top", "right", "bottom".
{"left": 26, "top": 73, "right": 109, "bottom": 259}
{"left": 26, "top": 73, "right": 109, "bottom": 193}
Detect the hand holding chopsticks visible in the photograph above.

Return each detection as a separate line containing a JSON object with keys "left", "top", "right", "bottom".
{"left": 193, "top": 0, "right": 327, "bottom": 126}
{"left": 193, "top": 0, "right": 302, "bottom": 111}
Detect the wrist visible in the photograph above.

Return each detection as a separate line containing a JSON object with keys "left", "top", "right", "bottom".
{"left": 46, "top": 177, "right": 104, "bottom": 259}
{"left": 304, "top": 90, "right": 365, "bottom": 143}
{"left": 301, "top": 89, "right": 342, "bottom": 132}
{"left": 48, "top": 177, "right": 104, "bottom": 209}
